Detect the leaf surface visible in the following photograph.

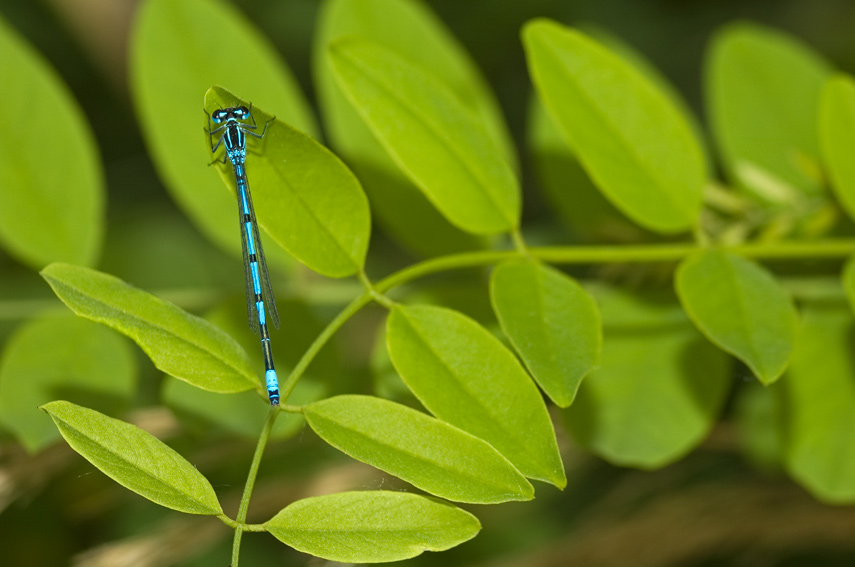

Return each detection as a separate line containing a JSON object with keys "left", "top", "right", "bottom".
{"left": 706, "top": 22, "right": 832, "bottom": 201}
{"left": 41, "top": 263, "right": 258, "bottom": 394}
{"left": 523, "top": 19, "right": 705, "bottom": 233}
{"left": 819, "top": 74, "right": 855, "bottom": 221}
{"left": 0, "top": 16, "right": 103, "bottom": 268}
{"left": 564, "top": 286, "right": 730, "bottom": 468}
{"left": 42, "top": 401, "right": 222, "bottom": 514}
{"left": 328, "top": 38, "right": 520, "bottom": 234}
{"left": 490, "top": 259, "right": 601, "bottom": 407}
{"left": 205, "top": 86, "right": 370, "bottom": 276}
{"left": 387, "top": 304, "right": 565, "bottom": 487}
{"left": 264, "top": 491, "right": 480, "bottom": 563}
{"left": 304, "top": 395, "right": 533, "bottom": 504}
{"left": 782, "top": 303, "right": 855, "bottom": 503}
{"left": 676, "top": 249, "right": 798, "bottom": 384}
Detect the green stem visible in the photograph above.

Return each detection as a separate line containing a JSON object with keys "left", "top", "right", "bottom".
{"left": 231, "top": 406, "right": 278, "bottom": 567}
{"left": 277, "top": 237, "right": 855, "bottom": 413}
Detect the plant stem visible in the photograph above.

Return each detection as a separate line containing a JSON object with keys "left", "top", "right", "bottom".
{"left": 231, "top": 406, "right": 278, "bottom": 567}
{"left": 278, "top": 237, "right": 855, "bottom": 402}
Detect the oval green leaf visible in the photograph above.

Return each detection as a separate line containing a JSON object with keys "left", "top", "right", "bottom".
{"left": 205, "top": 86, "right": 370, "bottom": 276}
{"left": 0, "top": 16, "right": 103, "bottom": 269}
{"left": 782, "top": 302, "right": 855, "bottom": 503}
{"left": 675, "top": 249, "right": 798, "bottom": 384}
{"left": 522, "top": 19, "right": 705, "bottom": 234}
{"left": 304, "top": 395, "right": 533, "bottom": 504}
{"left": 314, "top": 0, "right": 511, "bottom": 256}
{"left": 0, "top": 313, "right": 136, "bottom": 453}
{"left": 328, "top": 38, "right": 520, "bottom": 235}
{"left": 706, "top": 22, "right": 832, "bottom": 201}
{"left": 386, "top": 304, "right": 565, "bottom": 488}
{"left": 264, "top": 491, "right": 480, "bottom": 563}
{"left": 41, "top": 263, "right": 259, "bottom": 394}
{"left": 819, "top": 74, "right": 855, "bottom": 221}
{"left": 130, "top": 0, "right": 317, "bottom": 261}
{"left": 41, "top": 401, "right": 223, "bottom": 515}
{"left": 564, "top": 286, "right": 731, "bottom": 468}
{"left": 490, "top": 259, "right": 601, "bottom": 407}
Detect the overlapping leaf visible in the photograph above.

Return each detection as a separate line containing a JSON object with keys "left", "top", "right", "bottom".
{"left": 386, "top": 304, "right": 565, "bottom": 487}
{"left": 565, "top": 286, "right": 730, "bottom": 468}
{"left": 304, "top": 395, "right": 533, "bottom": 504}
{"left": 676, "top": 249, "right": 798, "bottom": 384}
{"left": 41, "top": 263, "right": 258, "bottom": 393}
{"left": 314, "top": 0, "right": 511, "bottom": 255}
{"left": 264, "top": 491, "right": 480, "bottom": 563}
{"left": 328, "top": 38, "right": 520, "bottom": 235}
{"left": 523, "top": 19, "right": 705, "bottom": 233}
{"left": 490, "top": 259, "right": 601, "bottom": 407}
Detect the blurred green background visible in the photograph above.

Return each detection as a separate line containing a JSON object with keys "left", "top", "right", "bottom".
{"left": 2, "top": 0, "right": 855, "bottom": 565}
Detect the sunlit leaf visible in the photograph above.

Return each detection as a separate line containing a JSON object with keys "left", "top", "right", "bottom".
{"left": 676, "top": 249, "right": 798, "bottom": 384}
{"left": 205, "top": 86, "right": 370, "bottom": 277}
{"left": 130, "top": 0, "right": 316, "bottom": 261}
{"left": 490, "top": 258, "right": 601, "bottom": 407}
{"left": 387, "top": 304, "right": 565, "bottom": 488}
{"left": 328, "top": 38, "right": 520, "bottom": 235}
{"left": 264, "top": 491, "right": 480, "bottom": 562}
{"left": 523, "top": 19, "right": 705, "bottom": 233}
{"left": 41, "top": 263, "right": 259, "bottom": 394}
{"left": 42, "top": 401, "right": 223, "bottom": 514}
{"left": 304, "top": 395, "right": 534, "bottom": 504}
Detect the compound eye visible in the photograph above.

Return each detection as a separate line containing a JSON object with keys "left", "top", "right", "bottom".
{"left": 235, "top": 106, "right": 250, "bottom": 118}
{"left": 212, "top": 110, "right": 228, "bottom": 123}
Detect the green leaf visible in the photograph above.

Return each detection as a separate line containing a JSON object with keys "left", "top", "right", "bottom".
{"left": 314, "top": 0, "right": 510, "bottom": 256}
{"left": 386, "top": 304, "right": 565, "bottom": 488}
{"left": 522, "top": 19, "right": 705, "bottom": 234}
{"left": 328, "top": 38, "right": 520, "bottom": 235}
{"left": 42, "top": 401, "right": 223, "bottom": 514}
{"left": 565, "top": 286, "right": 730, "bottom": 468}
{"left": 0, "top": 313, "right": 136, "bottom": 453}
{"left": 819, "top": 74, "right": 855, "bottom": 221}
{"left": 130, "top": 0, "right": 317, "bottom": 262}
{"left": 304, "top": 395, "right": 534, "bottom": 504}
{"left": 782, "top": 302, "right": 855, "bottom": 503}
{"left": 490, "top": 259, "right": 601, "bottom": 407}
{"left": 0, "top": 16, "right": 103, "bottom": 269}
{"left": 264, "top": 491, "right": 480, "bottom": 563}
{"left": 675, "top": 249, "right": 798, "bottom": 384}
{"left": 41, "top": 263, "right": 259, "bottom": 394}
{"left": 205, "top": 86, "right": 370, "bottom": 277}
{"left": 527, "top": 99, "right": 650, "bottom": 242}
{"left": 706, "top": 22, "right": 832, "bottom": 201}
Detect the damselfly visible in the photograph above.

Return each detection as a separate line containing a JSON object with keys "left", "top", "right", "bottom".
{"left": 207, "top": 105, "right": 280, "bottom": 406}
